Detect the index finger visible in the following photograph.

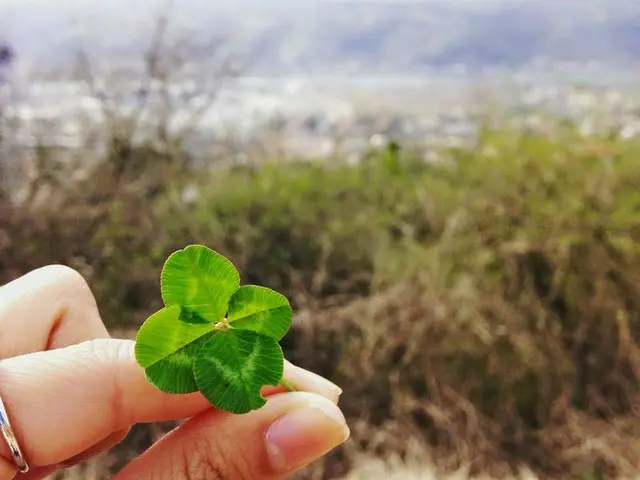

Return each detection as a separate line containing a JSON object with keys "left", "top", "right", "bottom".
{"left": 0, "top": 265, "right": 110, "bottom": 356}
{"left": 0, "top": 338, "right": 341, "bottom": 473}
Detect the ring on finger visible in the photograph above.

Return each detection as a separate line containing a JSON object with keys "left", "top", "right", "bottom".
{"left": 0, "top": 393, "right": 28, "bottom": 473}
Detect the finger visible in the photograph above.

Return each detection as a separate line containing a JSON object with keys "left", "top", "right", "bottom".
{"left": 24, "top": 361, "right": 339, "bottom": 478}
{"left": 0, "top": 265, "right": 120, "bottom": 477}
{"left": 0, "top": 339, "right": 342, "bottom": 475}
{"left": 14, "top": 429, "right": 130, "bottom": 480}
{"left": 280, "top": 360, "right": 342, "bottom": 404}
{"left": 114, "top": 392, "right": 350, "bottom": 480}
{"left": 57, "top": 428, "right": 130, "bottom": 470}
{"left": 20, "top": 466, "right": 57, "bottom": 480}
{"left": 0, "top": 265, "right": 109, "bottom": 356}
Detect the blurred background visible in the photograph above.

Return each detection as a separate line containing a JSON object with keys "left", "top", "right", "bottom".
{"left": 1, "top": 0, "right": 640, "bottom": 478}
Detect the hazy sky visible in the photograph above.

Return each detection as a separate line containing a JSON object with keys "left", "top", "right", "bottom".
{"left": 0, "top": 0, "right": 628, "bottom": 63}
{"left": 0, "top": 0, "right": 526, "bottom": 40}
{"left": 0, "top": 0, "right": 526, "bottom": 12}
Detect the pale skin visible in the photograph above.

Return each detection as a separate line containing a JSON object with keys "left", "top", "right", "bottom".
{"left": 0, "top": 265, "right": 350, "bottom": 479}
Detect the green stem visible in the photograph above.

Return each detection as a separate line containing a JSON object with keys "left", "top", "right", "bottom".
{"left": 279, "top": 377, "right": 298, "bottom": 392}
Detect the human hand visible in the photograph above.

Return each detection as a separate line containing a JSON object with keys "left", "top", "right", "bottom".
{"left": 0, "top": 266, "right": 349, "bottom": 479}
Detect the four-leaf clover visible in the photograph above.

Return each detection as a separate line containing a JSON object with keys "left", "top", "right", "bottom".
{"left": 134, "top": 245, "right": 294, "bottom": 414}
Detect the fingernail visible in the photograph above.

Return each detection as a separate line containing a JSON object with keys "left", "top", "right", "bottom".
{"left": 285, "top": 364, "right": 343, "bottom": 403}
{"left": 265, "top": 397, "right": 350, "bottom": 472}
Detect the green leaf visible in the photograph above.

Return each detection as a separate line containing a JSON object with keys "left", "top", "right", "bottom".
{"left": 161, "top": 245, "right": 240, "bottom": 323}
{"left": 227, "top": 285, "right": 292, "bottom": 340}
{"left": 134, "top": 305, "right": 212, "bottom": 394}
{"left": 193, "top": 329, "right": 284, "bottom": 414}
{"left": 134, "top": 244, "right": 300, "bottom": 414}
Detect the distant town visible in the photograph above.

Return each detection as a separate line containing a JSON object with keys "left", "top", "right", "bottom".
{"left": 0, "top": 62, "right": 639, "bottom": 166}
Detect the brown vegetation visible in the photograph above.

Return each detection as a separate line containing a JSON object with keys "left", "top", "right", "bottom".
{"left": 2, "top": 115, "right": 640, "bottom": 479}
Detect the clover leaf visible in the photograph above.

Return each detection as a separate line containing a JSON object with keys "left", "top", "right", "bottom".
{"left": 134, "top": 244, "right": 295, "bottom": 414}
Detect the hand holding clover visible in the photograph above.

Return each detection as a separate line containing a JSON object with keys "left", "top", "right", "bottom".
{"left": 0, "top": 257, "right": 348, "bottom": 478}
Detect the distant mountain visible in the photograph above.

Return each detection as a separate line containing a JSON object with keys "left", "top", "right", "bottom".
{"left": 1, "top": 0, "right": 639, "bottom": 74}
{"left": 422, "top": 0, "right": 640, "bottom": 67}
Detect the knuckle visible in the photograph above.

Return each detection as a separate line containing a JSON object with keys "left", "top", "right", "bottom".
{"left": 82, "top": 337, "right": 130, "bottom": 359}
{"left": 43, "top": 264, "right": 102, "bottom": 323}
{"left": 178, "top": 438, "right": 225, "bottom": 480}
{"left": 76, "top": 338, "right": 122, "bottom": 367}
{"left": 43, "top": 264, "right": 92, "bottom": 297}
{"left": 35, "top": 264, "right": 96, "bottom": 311}
{"left": 177, "top": 434, "right": 254, "bottom": 480}
{"left": 74, "top": 339, "right": 132, "bottom": 426}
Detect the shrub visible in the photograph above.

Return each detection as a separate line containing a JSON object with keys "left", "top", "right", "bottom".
{"left": 2, "top": 121, "right": 640, "bottom": 478}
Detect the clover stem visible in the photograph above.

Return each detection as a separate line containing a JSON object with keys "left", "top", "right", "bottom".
{"left": 213, "top": 317, "right": 231, "bottom": 331}
{"left": 279, "top": 377, "right": 298, "bottom": 392}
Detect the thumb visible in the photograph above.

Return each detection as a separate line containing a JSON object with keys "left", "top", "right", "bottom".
{"left": 114, "top": 391, "right": 351, "bottom": 480}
